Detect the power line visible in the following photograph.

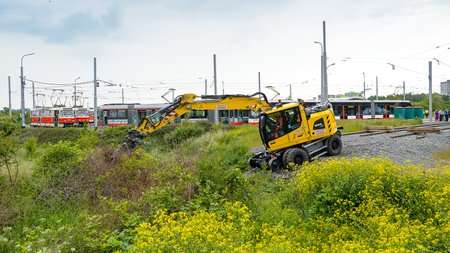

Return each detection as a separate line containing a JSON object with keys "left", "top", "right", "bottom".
{"left": 24, "top": 78, "right": 93, "bottom": 86}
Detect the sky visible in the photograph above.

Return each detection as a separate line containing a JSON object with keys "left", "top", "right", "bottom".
{"left": 1, "top": 0, "right": 450, "bottom": 109}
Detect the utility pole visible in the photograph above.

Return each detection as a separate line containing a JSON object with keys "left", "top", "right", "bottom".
{"left": 402, "top": 81, "right": 406, "bottom": 100}
{"left": 314, "top": 41, "right": 324, "bottom": 102}
{"left": 20, "top": 52, "right": 35, "bottom": 128}
{"left": 376, "top": 76, "right": 378, "bottom": 100}
{"left": 204, "top": 79, "right": 207, "bottom": 95}
{"left": 290, "top": 84, "right": 293, "bottom": 100}
{"left": 213, "top": 54, "right": 217, "bottom": 95}
{"left": 32, "top": 82, "right": 35, "bottom": 109}
{"left": 322, "top": 21, "right": 329, "bottom": 102}
{"left": 363, "top": 72, "right": 366, "bottom": 98}
{"left": 8, "top": 76, "right": 12, "bottom": 116}
{"left": 213, "top": 54, "right": 218, "bottom": 124}
{"left": 258, "top": 72, "right": 261, "bottom": 93}
{"left": 428, "top": 61, "right": 432, "bottom": 122}
{"left": 94, "top": 57, "right": 98, "bottom": 129}
{"left": 122, "top": 88, "right": 124, "bottom": 104}
{"left": 222, "top": 81, "right": 224, "bottom": 95}
{"left": 74, "top": 77, "right": 80, "bottom": 107}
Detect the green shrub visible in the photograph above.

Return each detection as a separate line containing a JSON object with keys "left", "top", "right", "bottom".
{"left": 195, "top": 132, "right": 252, "bottom": 205}
{"left": 195, "top": 120, "right": 214, "bottom": 132}
{"left": 98, "top": 125, "right": 130, "bottom": 146}
{"left": 0, "top": 136, "right": 19, "bottom": 185}
{"left": 34, "top": 141, "right": 82, "bottom": 185}
{"left": 77, "top": 129, "right": 99, "bottom": 150}
{"left": 136, "top": 153, "right": 199, "bottom": 212}
{"left": 23, "top": 137, "right": 38, "bottom": 158}
{"left": 19, "top": 128, "right": 84, "bottom": 144}
{"left": 163, "top": 121, "right": 205, "bottom": 148}
{"left": 0, "top": 116, "right": 18, "bottom": 136}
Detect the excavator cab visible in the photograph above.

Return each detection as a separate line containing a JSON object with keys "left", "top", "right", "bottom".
{"left": 259, "top": 104, "right": 304, "bottom": 151}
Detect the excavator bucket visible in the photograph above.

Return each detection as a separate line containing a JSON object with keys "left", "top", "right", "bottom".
{"left": 123, "top": 129, "right": 144, "bottom": 151}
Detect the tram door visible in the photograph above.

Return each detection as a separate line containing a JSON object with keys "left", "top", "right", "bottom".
{"left": 138, "top": 110, "right": 147, "bottom": 122}
{"left": 345, "top": 105, "right": 357, "bottom": 119}
{"left": 54, "top": 110, "right": 59, "bottom": 127}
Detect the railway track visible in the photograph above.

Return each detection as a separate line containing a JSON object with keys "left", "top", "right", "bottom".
{"left": 342, "top": 122, "right": 450, "bottom": 138}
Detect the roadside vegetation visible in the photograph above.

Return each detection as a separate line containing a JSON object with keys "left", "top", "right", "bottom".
{"left": 434, "top": 148, "right": 450, "bottom": 163}
{"left": 1, "top": 114, "right": 450, "bottom": 252}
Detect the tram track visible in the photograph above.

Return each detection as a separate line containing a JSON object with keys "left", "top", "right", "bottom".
{"left": 338, "top": 121, "right": 450, "bottom": 168}
{"left": 342, "top": 122, "right": 450, "bottom": 137}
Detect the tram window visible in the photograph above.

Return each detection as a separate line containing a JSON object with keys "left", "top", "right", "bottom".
{"left": 109, "top": 110, "right": 127, "bottom": 118}
{"left": 361, "top": 106, "right": 371, "bottom": 115}
{"left": 188, "top": 110, "right": 207, "bottom": 118}
{"left": 61, "top": 110, "right": 74, "bottom": 117}
{"left": 375, "top": 106, "right": 384, "bottom": 114}
{"left": 219, "top": 110, "right": 229, "bottom": 118}
{"left": 345, "top": 106, "right": 357, "bottom": 116}
{"left": 76, "top": 110, "right": 89, "bottom": 116}
{"left": 333, "top": 106, "right": 342, "bottom": 116}
{"left": 117, "top": 110, "right": 126, "bottom": 118}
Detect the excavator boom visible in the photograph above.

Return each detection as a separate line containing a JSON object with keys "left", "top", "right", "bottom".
{"left": 124, "top": 92, "right": 271, "bottom": 150}
{"left": 123, "top": 90, "right": 342, "bottom": 171}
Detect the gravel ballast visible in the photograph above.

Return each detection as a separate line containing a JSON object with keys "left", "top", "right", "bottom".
{"left": 327, "top": 127, "right": 450, "bottom": 167}
{"left": 251, "top": 123, "right": 450, "bottom": 168}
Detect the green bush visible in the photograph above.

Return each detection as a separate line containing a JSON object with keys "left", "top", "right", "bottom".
{"left": 34, "top": 141, "right": 82, "bottom": 186}
{"left": 23, "top": 137, "right": 38, "bottom": 158}
{"left": 163, "top": 121, "right": 205, "bottom": 148}
{"left": 77, "top": 129, "right": 99, "bottom": 150}
{"left": 195, "top": 120, "right": 214, "bottom": 132}
{"left": 98, "top": 125, "right": 130, "bottom": 146}
{"left": 0, "top": 136, "right": 19, "bottom": 185}
{"left": 0, "top": 116, "right": 18, "bottom": 136}
{"left": 134, "top": 151, "right": 199, "bottom": 212}
{"left": 194, "top": 132, "right": 252, "bottom": 205}
{"left": 19, "top": 128, "right": 84, "bottom": 144}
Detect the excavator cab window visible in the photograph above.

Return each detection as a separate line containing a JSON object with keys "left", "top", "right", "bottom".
{"left": 149, "top": 113, "right": 162, "bottom": 125}
{"left": 260, "top": 107, "right": 301, "bottom": 143}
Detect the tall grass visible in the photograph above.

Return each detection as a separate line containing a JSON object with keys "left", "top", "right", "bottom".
{"left": 434, "top": 148, "right": 450, "bottom": 161}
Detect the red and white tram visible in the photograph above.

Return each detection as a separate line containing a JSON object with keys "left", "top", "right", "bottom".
{"left": 30, "top": 107, "right": 76, "bottom": 127}
{"left": 73, "top": 107, "right": 90, "bottom": 126}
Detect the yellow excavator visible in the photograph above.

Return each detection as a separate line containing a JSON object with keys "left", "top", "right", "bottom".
{"left": 124, "top": 92, "right": 342, "bottom": 169}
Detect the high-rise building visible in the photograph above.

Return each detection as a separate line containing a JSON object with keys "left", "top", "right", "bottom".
{"left": 441, "top": 80, "right": 450, "bottom": 96}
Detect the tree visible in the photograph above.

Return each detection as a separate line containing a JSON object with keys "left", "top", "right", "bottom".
{"left": 0, "top": 136, "right": 19, "bottom": 185}
{"left": 1, "top": 107, "right": 10, "bottom": 116}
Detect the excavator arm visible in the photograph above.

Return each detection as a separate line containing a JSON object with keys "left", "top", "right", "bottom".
{"left": 124, "top": 92, "right": 271, "bottom": 150}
